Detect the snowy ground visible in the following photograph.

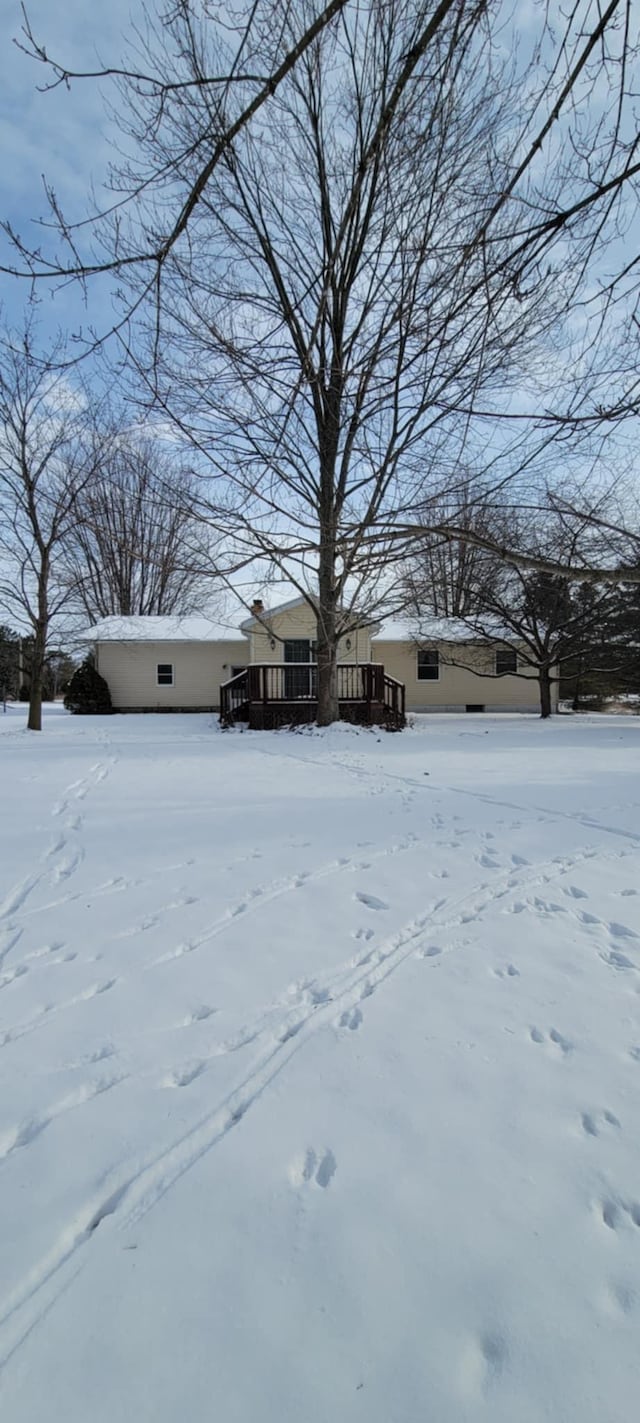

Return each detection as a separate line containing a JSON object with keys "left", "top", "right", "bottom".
{"left": 1, "top": 705, "right": 640, "bottom": 1422}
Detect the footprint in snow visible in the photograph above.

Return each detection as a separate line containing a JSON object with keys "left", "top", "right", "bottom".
{"left": 458, "top": 1331, "right": 509, "bottom": 1398}
{"left": 600, "top": 949, "right": 636, "bottom": 972}
{"left": 0, "top": 1116, "right": 47, "bottom": 1160}
{"left": 288, "top": 980, "right": 331, "bottom": 1007}
{"left": 89, "top": 1043, "right": 116, "bottom": 1063}
{"left": 492, "top": 963, "right": 519, "bottom": 979}
{"left": 161, "top": 1061, "right": 206, "bottom": 1088}
{"left": 600, "top": 1199, "right": 640, "bottom": 1231}
{"left": 290, "top": 1147, "right": 337, "bottom": 1189}
{"left": 530, "top": 1027, "right": 573, "bottom": 1055}
{"left": 609, "top": 921, "right": 640, "bottom": 940}
{"left": 0, "top": 964, "right": 29, "bottom": 988}
{"left": 182, "top": 1004, "right": 216, "bottom": 1025}
{"left": 339, "top": 1006, "right": 362, "bottom": 1031}
{"left": 416, "top": 944, "right": 442, "bottom": 959}
{"left": 354, "top": 891, "right": 388, "bottom": 912}
{"left": 83, "top": 979, "right": 117, "bottom": 998}
{"left": 599, "top": 1281, "right": 638, "bottom": 1317}
{"left": 581, "top": 1110, "right": 620, "bottom": 1138}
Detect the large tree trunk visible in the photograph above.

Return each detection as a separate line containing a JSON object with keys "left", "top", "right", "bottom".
{"left": 315, "top": 397, "right": 340, "bottom": 726}
{"left": 27, "top": 628, "right": 46, "bottom": 731}
{"left": 539, "top": 665, "right": 553, "bottom": 719}
{"left": 316, "top": 549, "right": 339, "bottom": 726}
{"left": 27, "top": 574, "right": 48, "bottom": 732}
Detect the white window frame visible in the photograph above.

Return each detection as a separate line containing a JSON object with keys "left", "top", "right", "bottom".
{"left": 157, "top": 662, "right": 174, "bottom": 687}
{"left": 495, "top": 648, "right": 517, "bottom": 676}
{"left": 417, "top": 649, "right": 439, "bottom": 681}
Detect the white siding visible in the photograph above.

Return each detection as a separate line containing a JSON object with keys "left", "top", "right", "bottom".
{"left": 247, "top": 603, "right": 372, "bottom": 663}
{"left": 93, "top": 620, "right": 556, "bottom": 717}
{"left": 374, "top": 640, "right": 551, "bottom": 713}
{"left": 96, "top": 640, "right": 248, "bottom": 710}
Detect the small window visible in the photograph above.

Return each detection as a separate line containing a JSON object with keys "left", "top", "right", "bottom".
{"left": 466, "top": 704, "right": 485, "bottom": 713}
{"left": 496, "top": 649, "right": 517, "bottom": 675}
{"left": 157, "top": 663, "right": 174, "bottom": 686}
{"left": 417, "top": 649, "right": 439, "bottom": 681}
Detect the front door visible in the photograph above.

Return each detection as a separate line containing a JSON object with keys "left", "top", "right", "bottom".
{"left": 284, "top": 639, "right": 317, "bottom": 699}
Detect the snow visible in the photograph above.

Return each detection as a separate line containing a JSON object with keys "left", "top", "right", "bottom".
{"left": 82, "top": 614, "right": 246, "bottom": 642}
{"left": 1, "top": 704, "right": 640, "bottom": 1422}
{"left": 375, "top": 614, "right": 509, "bottom": 643}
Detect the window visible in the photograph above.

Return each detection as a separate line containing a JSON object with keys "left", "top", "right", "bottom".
{"left": 496, "top": 648, "right": 517, "bottom": 675}
{"left": 284, "top": 639, "right": 317, "bottom": 698}
{"left": 417, "top": 649, "right": 439, "bottom": 681}
{"left": 283, "top": 640, "right": 316, "bottom": 663}
{"left": 157, "top": 663, "right": 174, "bottom": 686}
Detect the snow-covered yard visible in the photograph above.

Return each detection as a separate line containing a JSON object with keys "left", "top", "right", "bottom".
{"left": 1, "top": 705, "right": 640, "bottom": 1422}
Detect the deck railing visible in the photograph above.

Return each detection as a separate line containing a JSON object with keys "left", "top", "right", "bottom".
{"left": 220, "top": 662, "right": 405, "bottom": 729}
{"left": 219, "top": 668, "right": 250, "bottom": 727}
{"left": 382, "top": 672, "right": 405, "bottom": 727}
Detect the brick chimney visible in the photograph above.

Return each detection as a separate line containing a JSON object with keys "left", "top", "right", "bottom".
{"left": 251, "top": 598, "right": 264, "bottom": 616}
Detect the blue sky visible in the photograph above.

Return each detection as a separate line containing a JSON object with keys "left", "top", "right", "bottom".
{"left": 0, "top": 1, "right": 146, "bottom": 340}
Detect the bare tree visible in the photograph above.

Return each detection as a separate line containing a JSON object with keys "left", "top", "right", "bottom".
{"left": 390, "top": 492, "right": 640, "bottom": 589}
{"left": 0, "top": 324, "right": 98, "bottom": 730}
{"left": 406, "top": 507, "right": 626, "bottom": 715}
{"left": 61, "top": 433, "right": 215, "bottom": 619}
{"left": 2, "top": 0, "right": 639, "bottom": 681}
{"left": 4, "top": 1, "right": 638, "bottom": 362}
{"left": 401, "top": 480, "right": 507, "bottom": 618}
{"left": 91, "top": 0, "right": 581, "bottom": 722}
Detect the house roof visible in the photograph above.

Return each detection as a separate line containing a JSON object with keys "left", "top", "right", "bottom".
{"left": 240, "top": 595, "right": 380, "bottom": 633}
{"left": 374, "top": 615, "right": 509, "bottom": 643}
{"left": 239, "top": 595, "right": 307, "bottom": 630}
{"left": 83, "top": 615, "right": 247, "bottom": 644}
{"left": 84, "top": 606, "right": 504, "bottom": 647}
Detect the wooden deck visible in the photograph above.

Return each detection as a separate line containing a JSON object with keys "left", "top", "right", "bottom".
{"left": 220, "top": 663, "right": 405, "bottom": 730}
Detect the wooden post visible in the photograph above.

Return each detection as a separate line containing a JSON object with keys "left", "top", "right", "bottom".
{"left": 365, "top": 663, "right": 372, "bottom": 724}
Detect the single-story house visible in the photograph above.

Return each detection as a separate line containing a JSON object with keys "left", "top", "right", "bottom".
{"left": 373, "top": 615, "right": 553, "bottom": 714}
{"left": 84, "top": 599, "right": 553, "bottom": 723}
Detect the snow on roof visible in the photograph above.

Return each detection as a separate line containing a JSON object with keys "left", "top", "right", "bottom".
{"left": 84, "top": 608, "right": 510, "bottom": 646}
{"left": 83, "top": 615, "right": 247, "bottom": 644}
{"left": 374, "top": 615, "right": 508, "bottom": 643}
